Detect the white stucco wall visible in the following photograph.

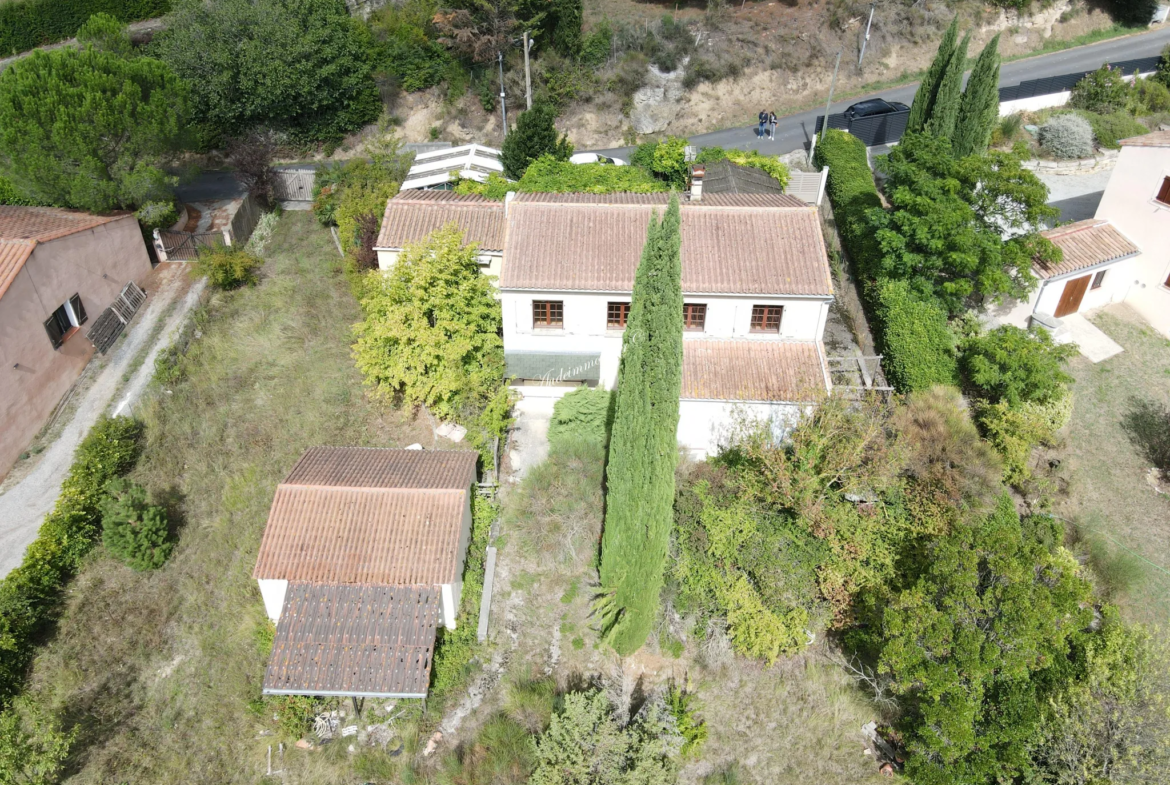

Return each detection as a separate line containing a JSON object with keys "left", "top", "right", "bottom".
{"left": 678, "top": 400, "right": 804, "bottom": 459}
{"left": 259, "top": 579, "right": 288, "bottom": 622}
{"left": 502, "top": 290, "right": 832, "bottom": 388}
{"left": 1095, "top": 145, "right": 1170, "bottom": 337}
{"left": 439, "top": 495, "right": 473, "bottom": 630}
{"left": 376, "top": 248, "right": 502, "bottom": 279}
{"left": 987, "top": 258, "right": 1136, "bottom": 330}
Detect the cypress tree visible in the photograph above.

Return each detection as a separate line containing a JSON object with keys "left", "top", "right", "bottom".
{"left": 925, "top": 32, "right": 970, "bottom": 142}
{"left": 906, "top": 17, "right": 959, "bottom": 133}
{"left": 597, "top": 195, "right": 683, "bottom": 656}
{"left": 952, "top": 34, "right": 1001, "bottom": 158}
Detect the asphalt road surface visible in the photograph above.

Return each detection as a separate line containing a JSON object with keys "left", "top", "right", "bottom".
{"left": 592, "top": 25, "right": 1170, "bottom": 160}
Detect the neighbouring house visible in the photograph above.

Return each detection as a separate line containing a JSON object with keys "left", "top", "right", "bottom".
{"left": 253, "top": 447, "right": 477, "bottom": 699}
{"left": 374, "top": 191, "right": 506, "bottom": 278}
{"left": 692, "top": 161, "right": 828, "bottom": 206}
{"left": 0, "top": 206, "right": 152, "bottom": 479}
{"left": 400, "top": 143, "right": 504, "bottom": 191}
{"left": 497, "top": 192, "right": 834, "bottom": 457}
{"left": 992, "top": 130, "right": 1170, "bottom": 339}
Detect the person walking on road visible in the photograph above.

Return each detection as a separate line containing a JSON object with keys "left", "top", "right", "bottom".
{"left": 758, "top": 110, "right": 767, "bottom": 138}
{"left": 768, "top": 110, "right": 778, "bottom": 140}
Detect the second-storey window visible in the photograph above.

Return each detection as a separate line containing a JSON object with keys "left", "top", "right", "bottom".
{"left": 750, "top": 304, "right": 783, "bottom": 333}
{"left": 1091, "top": 270, "right": 1107, "bottom": 289}
{"left": 607, "top": 301, "right": 630, "bottom": 329}
{"left": 1157, "top": 176, "right": 1170, "bottom": 207}
{"left": 683, "top": 303, "right": 707, "bottom": 331}
{"left": 533, "top": 300, "right": 564, "bottom": 328}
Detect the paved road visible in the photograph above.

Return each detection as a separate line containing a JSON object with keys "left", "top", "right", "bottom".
{"left": 592, "top": 25, "right": 1170, "bottom": 159}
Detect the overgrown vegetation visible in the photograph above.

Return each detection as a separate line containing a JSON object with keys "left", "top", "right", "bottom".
{"left": 500, "top": 100, "right": 573, "bottom": 179}
{"left": 191, "top": 245, "right": 263, "bottom": 290}
{"left": 0, "top": 0, "right": 169, "bottom": 58}
{"left": 548, "top": 387, "right": 612, "bottom": 445}
{"left": 458, "top": 154, "right": 667, "bottom": 198}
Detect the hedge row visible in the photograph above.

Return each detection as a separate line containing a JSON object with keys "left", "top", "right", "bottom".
{"left": 0, "top": 416, "right": 143, "bottom": 708}
{"left": 0, "top": 0, "right": 170, "bottom": 58}
{"left": 813, "top": 129, "right": 958, "bottom": 392}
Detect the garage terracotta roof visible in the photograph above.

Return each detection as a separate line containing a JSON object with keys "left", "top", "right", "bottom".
{"left": 253, "top": 448, "right": 477, "bottom": 585}
{"left": 263, "top": 583, "right": 440, "bottom": 698}
{"left": 1119, "top": 130, "right": 1170, "bottom": 147}
{"left": 0, "top": 206, "right": 125, "bottom": 300}
{"left": 1036, "top": 219, "right": 1140, "bottom": 279}
{"left": 375, "top": 191, "right": 505, "bottom": 252}
{"left": 500, "top": 194, "right": 831, "bottom": 295}
{"left": 681, "top": 339, "right": 831, "bottom": 402}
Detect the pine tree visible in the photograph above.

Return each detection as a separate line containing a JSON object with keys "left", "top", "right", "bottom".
{"left": 597, "top": 196, "right": 683, "bottom": 656}
{"left": 907, "top": 16, "right": 959, "bottom": 133}
{"left": 952, "top": 34, "right": 1001, "bottom": 158}
{"left": 500, "top": 100, "right": 574, "bottom": 179}
{"left": 925, "top": 32, "right": 970, "bottom": 142}
{"left": 100, "top": 478, "right": 172, "bottom": 571}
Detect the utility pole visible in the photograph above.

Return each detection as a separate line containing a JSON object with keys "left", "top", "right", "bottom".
{"left": 858, "top": 3, "right": 876, "bottom": 68}
{"left": 522, "top": 32, "right": 533, "bottom": 111}
{"left": 820, "top": 49, "right": 843, "bottom": 149}
{"left": 498, "top": 50, "right": 507, "bottom": 134}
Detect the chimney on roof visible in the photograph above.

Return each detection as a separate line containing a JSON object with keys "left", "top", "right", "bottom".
{"left": 690, "top": 165, "right": 705, "bottom": 202}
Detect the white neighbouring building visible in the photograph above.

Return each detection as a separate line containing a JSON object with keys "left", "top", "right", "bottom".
{"left": 992, "top": 130, "right": 1170, "bottom": 339}
{"left": 497, "top": 192, "right": 835, "bottom": 458}
{"left": 400, "top": 143, "right": 504, "bottom": 191}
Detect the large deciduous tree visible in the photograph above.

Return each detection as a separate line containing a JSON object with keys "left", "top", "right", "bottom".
{"left": 500, "top": 100, "right": 573, "bottom": 179}
{"left": 906, "top": 16, "right": 958, "bottom": 133}
{"left": 925, "top": 31, "right": 970, "bottom": 142}
{"left": 0, "top": 47, "right": 187, "bottom": 212}
{"left": 597, "top": 196, "right": 683, "bottom": 656}
{"left": 952, "top": 34, "right": 1001, "bottom": 158}
{"left": 155, "top": 0, "right": 380, "bottom": 143}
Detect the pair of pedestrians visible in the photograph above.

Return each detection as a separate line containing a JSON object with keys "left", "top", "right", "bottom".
{"left": 757, "top": 110, "right": 777, "bottom": 140}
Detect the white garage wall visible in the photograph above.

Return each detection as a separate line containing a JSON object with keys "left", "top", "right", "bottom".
{"left": 678, "top": 400, "right": 804, "bottom": 459}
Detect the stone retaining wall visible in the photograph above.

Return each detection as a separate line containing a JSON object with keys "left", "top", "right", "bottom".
{"left": 1022, "top": 148, "right": 1119, "bottom": 175}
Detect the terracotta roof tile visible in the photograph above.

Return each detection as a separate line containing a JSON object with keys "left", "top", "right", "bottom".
{"left": 1037, "top": 219, "right": 1139, "bottom": 279}
{"left": 681, "top": 339, "right": 830, "bottom": 402}
{"left": 1119, "top": 130, "right": 1170, "bottom": 147}
{"left": 253, "top": 448, "right": 477, "bottom": 585}
{"left": 499, "top": 197, "right": 832, "bottom": 295}
{"left": 0, "top": 206, "right": 125, "bottom": 300}
{"left": 0, "top": 239, "right": 36, "bottom": 300}
{"left": 263, "top": 583, "right": 439, "bottom": 698}
{"left": 376, "top": 190, "right": 505, "bottom": 252}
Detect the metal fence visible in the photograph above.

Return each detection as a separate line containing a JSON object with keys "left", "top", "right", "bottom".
{"left": 996, "top": 55, "right": 1161, "bottom": 102}
{"left": 814, "top": 109, "right": 909, "bottom": 147}
{"left": 157, "top": 230, "right": 226, "bottom": 261}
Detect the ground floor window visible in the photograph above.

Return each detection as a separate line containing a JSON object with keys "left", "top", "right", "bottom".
{"left": 44, "top": 293, "right": 87, "bottom": 349}
{"left": 750, "top": 304, "right": 782, "bottom": 333}
{"left": 607, "top": 301, "right": 630, "bottom": 329}
{"left": 532, "top": 300, "right": 563, "bottom": 328}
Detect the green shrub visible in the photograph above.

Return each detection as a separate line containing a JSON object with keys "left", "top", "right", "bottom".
{"left": 872, "top": 279, "right": 958, "bottom": 392}
{"left": 958, "top": 324, "right": 1075, "bottom": 406}
{"left": 0, "top": 175, "right": 43, "bottom": 206}
{"left": 1070, "top": 65, "right": 1131, "bottom": 114}
{"left": 0, "top": 0, "right": 169, "bottom": 58}
{"left": 1039, "top": 113, "right": 1095, "bottom": 159}
{"left": 369, "top": 0, "right": 452, "bottom": 93}
{"left": 192, "top": 246, "right": 262, "bottom": 290}
{"left": 0, "top": 415, "right": 142, "bottom": 707}
{"left": 666, "top": 683, "right": 707, "bottom": 757}
{"left": 504, "top": 155, "right": 666, "bottom": 196}
{"left": 0, "top": 697, "right": 75, "bottom": 784}
{"left": 99, "top": 478, "right": 172, "bottom": 570}
{"left": 976, "top": 394, "right": 1072, "bottom": 484}
{"left": 579, "top": 20, "right": 612, "bottom": 67}
{"left": 500, "top": 101, "right": 573, "bottom": 180}
{"left": 76, "top": 12, "right": 134, "bottom": 57}
{"left": 134, "top": 200, "right": 178, "bottom": 232}
{"left": 695, "top": 146, "right": 789, "bottom": 188}
{"left": 1121, "top": 398, "right": 1170, "bottom": 479}
{"left": 1131, "top": 76, "right": 1170, "bottom": 114}
{"left": 1076, "top": 110, "right": 1148, "bottom": 149}
{"left": 1157, "top": 44, "right": 1170, "bottom": 88}
{"left": 811, "top": 129, "right": 882, "bottom": 276}
{"left": 549, "top": 387, "right": 612, "bottom": 444}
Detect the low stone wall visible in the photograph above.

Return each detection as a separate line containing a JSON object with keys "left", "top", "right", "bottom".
{"left": 1022, "top": 148, "right": 1119, "bottom": 175}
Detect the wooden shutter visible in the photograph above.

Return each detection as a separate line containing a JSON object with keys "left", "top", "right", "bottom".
{"left": 69, "top": 293, "right": 87, "bottom": 325}
{"left": 44, "top": 312, "right": 66, "bottom": 349}
{"left": 1157, "top": 177, "right": 1170, "bottom": 206}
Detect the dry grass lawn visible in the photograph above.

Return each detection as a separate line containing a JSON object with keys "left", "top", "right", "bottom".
{"left": 23, "top": 212, "right": 432, "bottom": 784}
{"left": 1054, "top": 304, "right": 1170, "bottom": 630}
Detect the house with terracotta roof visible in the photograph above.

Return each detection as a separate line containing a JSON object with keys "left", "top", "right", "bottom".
{"left": 0, "top": 206, "right": 152, "bottom": 478}
{"left": 497, "top": 192, "right": 835, "bottom": 457}
{"left": 374, "top": 191, "right": 506, "bottom": 278}
{"left": 254, "top": 447, "right": 478, "bottom": 699}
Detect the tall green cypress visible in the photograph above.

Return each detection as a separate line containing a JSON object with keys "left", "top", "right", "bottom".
{"left": 906, "top": 17, "right": 959, "bottom": 133}
{"left": 952, "top": 34, "right": 1001, "bottom": 158}
{"left": 597, "top": 195, "right": 683, "bottom": 656}
{"left": 925, "top": 32, "right": 970, "bottom": 142}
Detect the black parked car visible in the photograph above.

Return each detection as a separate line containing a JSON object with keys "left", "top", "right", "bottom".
{"left": 843, "top": 98, "right": 910, "bottom": 121}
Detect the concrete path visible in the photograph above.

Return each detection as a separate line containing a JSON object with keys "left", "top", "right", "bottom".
{"left": 1061, "top": 311, "right": 1125, "bottom": 363}
{"left": 0, "top": 265, "right": 204, "bottom": 578}
{"left": 506, "top": 396, "right": 554, "bottom": 481}
{"left": 1038, "top": 167, "right": 1114, "bottom": 222}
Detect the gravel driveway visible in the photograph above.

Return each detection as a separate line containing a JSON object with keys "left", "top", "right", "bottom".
{"left": 0, "top": 265, "right": 204, "bottom": 577}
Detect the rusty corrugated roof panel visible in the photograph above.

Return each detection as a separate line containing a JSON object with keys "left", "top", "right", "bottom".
{"left": 283, "top": 447, "right": 476, "bottom": 489}
{"left": 375, "top": 190, "right": 505, "bottom": 251}
{"left": 1119, "top": 130, "right": 1170, "bottom": 147}
{"left": 681, "top": 339, "right": 830, "bottom": 402}
{"left": 263, "top": 583, "right": 439, "bottom": 698}
{"left": 253, "top": 486, "right": 468, "bottom": 584}
{"left": 0, "top": 239, "right": 36, "bottom": 301}
{"left": 499, "top": 198, "right": 832, "bottom": 295}
{"left": 1037, "top": 219, "right": 1140, "bottom": 279}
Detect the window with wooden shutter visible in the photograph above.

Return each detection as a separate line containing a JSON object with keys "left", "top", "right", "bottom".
{"left": 749, "top": 304, "right": 783, "bottom": 333}
{"left": 607, "top": 302, "right": 630, "bottom": 329}
{"left": 533, "top": 300, "right": 563, "bottom": 328}
{"left": 683, "top": 303, "right": 706, "bottom": 331}
{"left": 44, "top": 305, "right": 71, "bottom": 349}
{"left": 1157, "top": 177, "right": 1170, "bottom": 207}
{"left": 68, "top": 293, "right": 87, "bottom": 325}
